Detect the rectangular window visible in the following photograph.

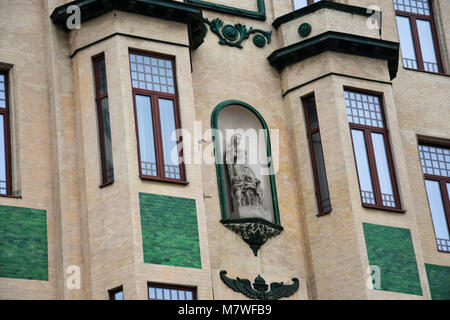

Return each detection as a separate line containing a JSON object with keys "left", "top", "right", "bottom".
{"left": 0, "top": 71, "right": 12, "bottom": 196}
{"left": 418, "top": 144, "right": 450, "bottom": 253}
{"left": 345, "top": 89, "right": 402, "bottom": 212}
{"left": 108, "top": 286, "right": 124, "bottom": 300}
{"left": 148, "top": 283, "right": 196, "bottom": 300}
{"left": 93, "top": 54, "right": 114, "bottom": 187}
{"left": 129, "top": 51, "right": 186, "bottom": 183}
{"left": 293, "top": 0, "right": 321, "bottom": 10}
{"left": 302, "top": 95, "right": 331, "bottom": 216}
{"left": 394, "top": 0, "right": 443, "bottom": 73}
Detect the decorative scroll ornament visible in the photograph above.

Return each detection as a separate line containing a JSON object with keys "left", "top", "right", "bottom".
{"left": 298, "top": 22, "right": 312, "bottom": 37}
{"left": 204, "top": 18, "right": 272, "bottom": 48}
{"left": 220, "top": 271, "right": 299, "bottom": 300}
{"left": 221, "top": 218, "right": 283, "bottom": 256}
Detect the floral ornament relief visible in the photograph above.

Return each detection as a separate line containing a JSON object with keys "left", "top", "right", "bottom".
{"left": 204, "top": 18, "right": 272, "bottom": 49}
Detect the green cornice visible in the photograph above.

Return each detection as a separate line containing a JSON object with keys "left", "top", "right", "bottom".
{"left": 210, "top": 100, "right": 281, "bottom": 226}
{"left": 268, "top": 31, "right": 399, "bottom": 80}
{"left": 50, "top": 0, "right": 206, "bottom": 49}
{"left": 185, "top": 0, "right": 266, "bottom": 21}
{"left": 272, "top": 0, "right": 378, "bottom": 29}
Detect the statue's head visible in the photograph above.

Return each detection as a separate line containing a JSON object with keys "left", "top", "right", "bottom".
{"left": 231, "top": 133, "right": 241, "bottom": 146}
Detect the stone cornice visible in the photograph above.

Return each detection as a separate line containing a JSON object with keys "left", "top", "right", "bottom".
{"left": 50, "top": 0, "right": 206, "bottom": 49}
{"left": 272, "top": 0, "right": 378, "bottom": 29}
{"left": 268, "top": 31, "right": 400, "bottom": 80}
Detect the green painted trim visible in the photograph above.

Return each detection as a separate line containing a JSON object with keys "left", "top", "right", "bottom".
{"left": 50, "top": 0, "right": 206, "bottom": 49}
{"left": 268, "top": 31, "right": 399, "bottom": 80}
{"left": 211, "top": 100, "right": 281, "bottom": 226}
{"left": 185, "top": 0, "right": 266, "bottom": 21}
{"left": 272, "top": 0, "right": 377, "bottom": 29}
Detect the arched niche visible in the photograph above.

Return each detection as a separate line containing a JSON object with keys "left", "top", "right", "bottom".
{"left": 211, "top": 100, "right": 283, "bottom": 256}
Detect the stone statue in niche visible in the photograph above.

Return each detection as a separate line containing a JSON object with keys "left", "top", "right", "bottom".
{"left": 225, "top": 133, "right": 269, "bottom": 221}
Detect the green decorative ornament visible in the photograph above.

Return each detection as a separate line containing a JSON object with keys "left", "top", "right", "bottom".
{"left": 204, "top": 18, "right": 272, "bottom": 49}
{"left": 298, "top": 23, "right": 312, "bottom": 37}
{"left": 253, "top": 34, "right": 266, "bottom": 48}
{"left": 222, "top": 24, "right": 238, "bottom": 41}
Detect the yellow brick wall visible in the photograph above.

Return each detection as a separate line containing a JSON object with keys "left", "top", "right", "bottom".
{"left": 0, "top": 0, "right": 448, "bottom": 300}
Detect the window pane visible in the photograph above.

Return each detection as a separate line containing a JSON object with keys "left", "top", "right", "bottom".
{"left": 416, "top": 19, "right": 439, "bottom": 73}
{"left": 293, "top": 0, "right": 308, "bottom": 9}
{"left": 130, "top": 53, "right": 175, "bottom": 94}
{"left": 100, "top": 97, "right": 114, "bottom": 183}
{"left": 185, "top": 291, "right": 193, "bottom": 300}
{"left": 305, "top": 98, "right": 319, "bottom": 131}
{"left": 159, "top": 98, "right": 181, "bottom": 180}
{"left": 0, "top": 115, "right": 6, "bottom": 195}
{"left": 425, "top": 180, "right": 450, "bottom": 245}
{"left": 114, "top": 291, "right": 124, "bottom": 300}
{"left": 136, "top": 95, "right": 157, "bottom": 176}
{"left": 351, "top": 129, "right": 375, "bottom": 205}
{"left": 418, "top": 145, "right": 450, "bottom": 178}
{"left": 156, "top": 288, "right": 163, "bottom": 300}
{"left": 163, "top": 289, "right": 171, "bottom": 300}
{"left": 0, "top": 74, "right": 6, "bottom": 109}
{"left": 345, "top": 91, "right": 383, "bottom": 128}
{"left": 148, "top": 287, "right": 156, "bottom": 299}
{"left": 396, "top": 16, "right": 418, "bottom": 69}
{"left": 312, "top": 132, "right": 331, "bottom": 212}
{"left": 371, "top": 133, "right": 396, "bottom": 207}
{"left": 394, "top": 0, "right": 430, "bottom": 15}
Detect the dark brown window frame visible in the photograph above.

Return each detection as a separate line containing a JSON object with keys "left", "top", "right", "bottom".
{"left": 419, "top": 142, "right": 450, "bottom": 253}
{"left": 147, "top": 282, "right": 197, "bottom": 300}
{"left": 395, "top": 0, "right": 444, "bottom": 74}
{"left": 108, "top": 285, "right": 124, "bottom": 300}
{"left": 129, "top": 49, "right": 187, "bottom": 185}
{"left": 302, "top": 93, "right": 332, "bottom": 216}
{"left": 346, "top": 87, "right": 403, "bottom": 213}
{"left": 0, "top": 71, "right": 12, "bottom": 197}
{"left": 93, "top": 53, "right": 114, "bottom": 188}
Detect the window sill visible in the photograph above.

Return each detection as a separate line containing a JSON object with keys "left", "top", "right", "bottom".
{"left": 316, "top": 209, "right": 332, "bottom": 217}
{"left": 402, "top": 67, "right": 449, "bottom": 77}
{"left": 437, "top": 249, "right": 450, "bottom": 254}
{"left": 139, "top": 175, "right": 189, "bottom": 185}
{"left": 362, "top": 204, "right": 406, "bottom": 214}
{"left": 99, "top": 181, "right": 114, "bottom": 189}
{"left": 0, "top": 194, "right": 22, "bottom": 199}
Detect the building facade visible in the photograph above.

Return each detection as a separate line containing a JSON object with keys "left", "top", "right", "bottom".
{"left": 0, "top": 0, "right": 449, "bottom": 300}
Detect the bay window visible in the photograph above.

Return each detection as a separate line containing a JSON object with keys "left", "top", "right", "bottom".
{"left": 0, "top": 71, "right": 11, "bottom": 196}
{"left": 419, "top": 144, "right": 450, "bottom": 252}
{"left": 345, "top": 89, "right": 402, "bottom": 211}
{"left": 394, "top": 0, "right": 443, "bottom": 73}
{"left": 129, "top": 51, "right": 186, "bottom": 183}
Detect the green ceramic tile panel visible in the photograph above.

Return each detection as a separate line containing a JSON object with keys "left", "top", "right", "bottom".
{"left": 425, "top": 263, "right": 450, "bottom": 300}
{"left": 0, "top": 205, "right": 48, "bottom": 281}
{"left": 363, "top": 223, "right": 422, "bottom": 295}
{"left": 139, "top": 193, "right": 202, "bottom": 269}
